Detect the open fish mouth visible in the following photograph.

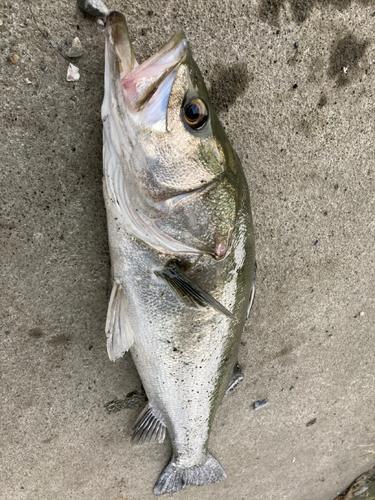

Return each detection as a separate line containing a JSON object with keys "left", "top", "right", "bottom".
{"left": 105, "top": 11, "right": 188, "bottom": 127}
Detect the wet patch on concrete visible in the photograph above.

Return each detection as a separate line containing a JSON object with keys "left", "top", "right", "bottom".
{"left": 328, "top": 34, "right": 368, "bottom": 87}
{"left": 28, "top": 328, "right": 44, "bottom": 338}
{"left": 259, "top": 0, "right": 373, "bottom": 25}
{"left": 208, "top": 63, "right": 250, "bottom": 112}
{"left": 307, "top": 56, "right": 326, "bottom": 83}
{"left": 317, "top": 94, "right": 328, "bottom": 109}
{"left": 47, "top": 334, "right": 72, "bottom": 346}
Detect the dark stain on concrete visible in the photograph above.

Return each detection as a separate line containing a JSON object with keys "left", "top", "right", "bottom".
{"left": 275, "top": 344, "right": 294, "bottom": 357}
{"left": 28, "top": 328, "right": 44, "bottom": 338}
{"left": 328, "top": 34, "right": 368, "bottom": 86}
{"left": 47, "top": 334, "right": 72, "bottom": 346}
{"left": 307, "top": 56, "right": 325, "bottom": 83}
{"left": 209, "top": 63, "right": 250, "bottom": 112}
{"left": 299, "top": 118, "right": 313, "bottom": 137}
{"left": 259, "top": 0, "right": 373, "bottom": 25}
{"left": 317, "top": 94, "right": 328, "bottom": 108}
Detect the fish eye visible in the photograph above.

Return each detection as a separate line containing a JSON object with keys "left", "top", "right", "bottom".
{"left": 183, "top": 99, "right": 208, "bottom": 130}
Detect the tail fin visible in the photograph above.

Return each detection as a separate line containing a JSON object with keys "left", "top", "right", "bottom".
{"left": 153, "top": 453, "right": 226, "bottom": 495}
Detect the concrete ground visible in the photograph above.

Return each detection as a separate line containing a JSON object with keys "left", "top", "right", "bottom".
{"left": 1, "top": 0, "right": 374, "bottom": 499}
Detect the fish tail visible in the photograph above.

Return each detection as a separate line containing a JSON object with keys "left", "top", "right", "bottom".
{"left": 153, "top": 453, "right": 226, "bottom": 495}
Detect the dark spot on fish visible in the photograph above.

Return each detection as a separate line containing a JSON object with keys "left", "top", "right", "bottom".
{"left": 209, "top": 63, "right": 250, "bottom": 112}
{"left": 328, "top": 34, "right": 368, "bottom": 87}
{"left": 317, "top": 94, "right": 327, "bottom": 108}
{"left": 173, "top": 347, "right": 178, "bottom": 352}
{"left": 28, "top": 328, "right": 44, "bottom": 338}
{"left": 47, "top": 334, "right": 72, "bottom": 346}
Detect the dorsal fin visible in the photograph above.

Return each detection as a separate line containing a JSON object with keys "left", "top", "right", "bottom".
{"left": 105, "top": 281, "right": 134, "bottom": 361}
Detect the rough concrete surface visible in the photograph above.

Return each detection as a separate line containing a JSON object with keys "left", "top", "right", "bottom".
{"left": 1, "top": 0, "right": 375, "bottom": 499}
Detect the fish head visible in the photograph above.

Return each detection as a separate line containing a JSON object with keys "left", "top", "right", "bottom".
{"left": 103, "top": 12, "right": 245, "bottom": 258}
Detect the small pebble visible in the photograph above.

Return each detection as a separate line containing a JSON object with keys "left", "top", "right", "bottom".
{"left": 25, "top": 78, "right": 32, "bottom": 84}
{"left": 293, "top": 83, "right": 298, "bottom": 89}
{"left": 314, "top": 240, "right": 319, "bottom": 245}
{"left": 65, "top": 37, "right": 84, "bottom": 58}
{"left": 97, "top": 19, "right": 104, "bottom": 26}
{"left": 359, "top": 311, "right": 364, "bottom": 316}
{"left": 24, "top": 20, "right": 29, "bottom": 26}
{"left": 10, "top": 54, "right": 19, "bottom": 64}
{"left": 253, "top": 399, "right": 269, "bottom": 410}
{"left": 77, "top": 0, "right": 109, "bottom": 18}
{"left": 294, "top": 42, "right": 299, "bottom": 49}
{"left": 40, "top": 64, "right": 47, "bottom": 71}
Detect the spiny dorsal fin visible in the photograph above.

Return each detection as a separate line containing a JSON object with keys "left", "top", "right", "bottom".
{"left": 155, "top": 261, "right": 234, "bottom": 319}
{"left": 105, "top": 281, "right": 134, "bottom": 361}
{"left": 131, "top": 404, "right": 166, "bottom": 445}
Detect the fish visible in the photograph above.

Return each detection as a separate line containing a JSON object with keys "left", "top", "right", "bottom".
{"left": 101, "top": 11, "right": 256, "bottom": 496}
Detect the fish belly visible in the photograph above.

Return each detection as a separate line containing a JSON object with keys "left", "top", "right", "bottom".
{"left": 107, "top": 216, "right": 242, "bottom": 467}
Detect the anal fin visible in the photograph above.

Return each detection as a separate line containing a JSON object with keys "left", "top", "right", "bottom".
{"left": 105, "top": 281, "right": 134, "bottom": 361}
{"left": 155, "top": 261, "right": 234, "bottom": 319}
{"left": 131, "top": 404, "right": 166, "bottom": 445}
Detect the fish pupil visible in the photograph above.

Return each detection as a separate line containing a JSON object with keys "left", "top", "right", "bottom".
{"left": 183, "top": 99, "right": 208, "bottom": 130}
{"left": 185, "top": 103, "right": 200, "bottom": 121}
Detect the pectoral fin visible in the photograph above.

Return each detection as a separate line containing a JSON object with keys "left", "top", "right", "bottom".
{"left": 105, "top": 281, "right": 134, "bottom": 361}
{"left": 155, "top": 261, "right": 234, "bottom": 319}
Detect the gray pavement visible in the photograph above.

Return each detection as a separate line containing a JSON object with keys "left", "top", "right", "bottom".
{"left": 1, "top": 1, "right": 375, "bottom": 499}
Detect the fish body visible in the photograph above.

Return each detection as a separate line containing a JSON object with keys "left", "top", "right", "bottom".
{"left": 102, "top": 12, "right": 255, "bottom": 495}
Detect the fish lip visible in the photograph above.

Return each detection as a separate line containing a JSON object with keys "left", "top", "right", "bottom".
{"left": 105, "top": 11, "right": 136, "bottom": 77}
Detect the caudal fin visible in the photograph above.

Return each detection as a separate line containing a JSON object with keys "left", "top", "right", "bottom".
{"left": 153, "top": 453, "right": 226, "bottom": 495}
